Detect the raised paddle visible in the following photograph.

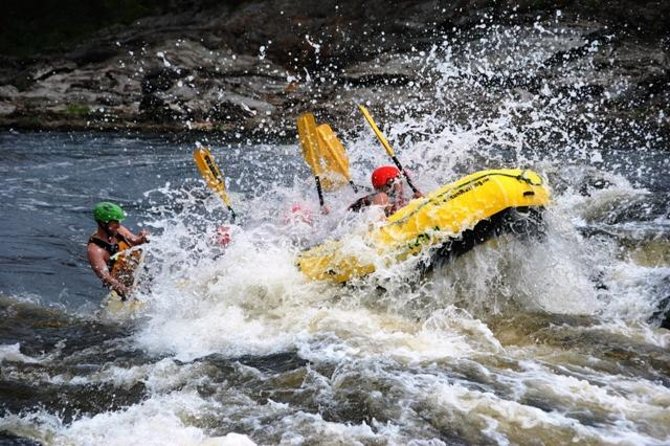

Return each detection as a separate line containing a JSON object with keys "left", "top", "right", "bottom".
{"left": 358, "top": 105, "right": 420, "bottom": 195}
{"left": 297, "top": 113, "right": 326, "bottom": 207}
{"left": 316, "top": 123, "right": 358, "bottom": 193}
{"left": 193, "top": 147, "right": 237, "bottom": 221}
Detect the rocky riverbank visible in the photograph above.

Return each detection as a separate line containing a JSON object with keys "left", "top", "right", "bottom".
{"left": 0, "top": 0, "right": 668, "bottom": 145}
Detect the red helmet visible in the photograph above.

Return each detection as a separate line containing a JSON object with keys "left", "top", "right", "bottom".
{"left": 371, "top": 165, "right": 400, "bottom": 190}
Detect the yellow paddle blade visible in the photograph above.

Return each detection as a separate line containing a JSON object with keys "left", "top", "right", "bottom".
{"left": 358, "top": 105, "right": 421, "bottom": 196}
{"left": 193, "top": 147, "right": 233, "bottom": 209}
{"left": 358, "top": 104, "right": 396, "bottom": 157}
{"left": 316, "top": 124, "right": 351, "bottom": 182}
{"left": 297, "top": 113, "right": 322, "bottom": 176}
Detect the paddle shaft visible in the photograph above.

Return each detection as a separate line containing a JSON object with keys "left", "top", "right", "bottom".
{"left": 314, "top": 176, "right": 325, "bottom": 206}
{"left": 358, "top": 105, "right": 420, "bottom": 195}
{"left": 389, "top": 155, "right": 419, "bottom": 195}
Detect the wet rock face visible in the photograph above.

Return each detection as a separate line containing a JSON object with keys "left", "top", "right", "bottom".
{"left": 0, "top": 0, "right": 667, "bottom": 143}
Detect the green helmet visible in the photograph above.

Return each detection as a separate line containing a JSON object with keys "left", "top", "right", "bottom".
{"left": 93, "top": 202, "right": 126, "bottom": 223}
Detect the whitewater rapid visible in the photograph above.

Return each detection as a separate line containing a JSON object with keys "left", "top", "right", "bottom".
{"left": 1, "top": 18, "right": 669, "bottom": 446}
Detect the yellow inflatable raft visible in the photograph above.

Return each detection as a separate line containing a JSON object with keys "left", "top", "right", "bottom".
{"left": 297, "top": 168, "right": 550, "bottom": 282}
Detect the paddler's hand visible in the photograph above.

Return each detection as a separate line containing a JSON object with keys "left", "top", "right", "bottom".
{"left": 138, "top": 229, "right": 150, "bottom": 244}
{"left": 412, "top": 190, "right": 424, "bottom": 199}
{"left": 113, "top": 282, "right": 131, "bottom": 301}
{"left": 320, "top": 205, "right": 331, "bottom": 215}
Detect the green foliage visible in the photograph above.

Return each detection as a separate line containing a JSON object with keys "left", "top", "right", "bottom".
{"left": 66, "top": 103, "right": 90, "bottom": 117}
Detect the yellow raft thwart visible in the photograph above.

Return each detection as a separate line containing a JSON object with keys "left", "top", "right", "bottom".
{"left": 297, "top": 168, "right": 550, "bottom": 282}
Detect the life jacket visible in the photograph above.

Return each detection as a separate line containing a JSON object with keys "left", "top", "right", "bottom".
{"left": 88, "top": 233, "right": 141, "bottom": 287}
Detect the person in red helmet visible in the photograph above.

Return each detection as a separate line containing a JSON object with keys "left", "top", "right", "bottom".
{"left": 348, "top": 165, "right": 422, "bottom": 217}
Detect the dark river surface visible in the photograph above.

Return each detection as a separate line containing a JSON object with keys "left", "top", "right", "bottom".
{"left": 1, "top": 23, "right": 670, "bottom": 446}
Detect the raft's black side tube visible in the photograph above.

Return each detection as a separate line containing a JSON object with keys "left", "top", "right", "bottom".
{"left": 422, "top": 206, "right": 545, "bottom": 273}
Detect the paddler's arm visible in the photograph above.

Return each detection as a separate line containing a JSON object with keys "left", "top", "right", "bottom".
{"left": 117, "top": 225, "right": 149, "bottom": 247}
{"left": 87, "top": 244, "right": 130, "bottom": 298}
{"left": 402, "top": 171, "right": 423, "bottom": 198}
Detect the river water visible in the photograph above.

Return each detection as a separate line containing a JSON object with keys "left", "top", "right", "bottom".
{"left": 1, "top": 22, "right": 670, "bottom": 446}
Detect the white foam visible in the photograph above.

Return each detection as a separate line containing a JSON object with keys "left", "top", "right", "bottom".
{"left": 0, "top": 343, "right": 42, "bottom": 364}
{"left": 0, "top": 391, "right": 254, "bottom": 446}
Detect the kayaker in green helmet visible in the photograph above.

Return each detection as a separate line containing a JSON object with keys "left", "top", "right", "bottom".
{"left": 87, "top": 202, "right": 149, "bottom": 299}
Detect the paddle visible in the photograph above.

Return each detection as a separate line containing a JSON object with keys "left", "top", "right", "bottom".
{"left": 357, "top": 105, "right": 420, "bottom": 195}
{"left": 193, "top": 147, "right": 237, "bottom": 221}
{"left": 297, "top": 113, "right": 326, "bottom": 207}
{"left": 316, "top": 124, "right": 358, "bottom": 193}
